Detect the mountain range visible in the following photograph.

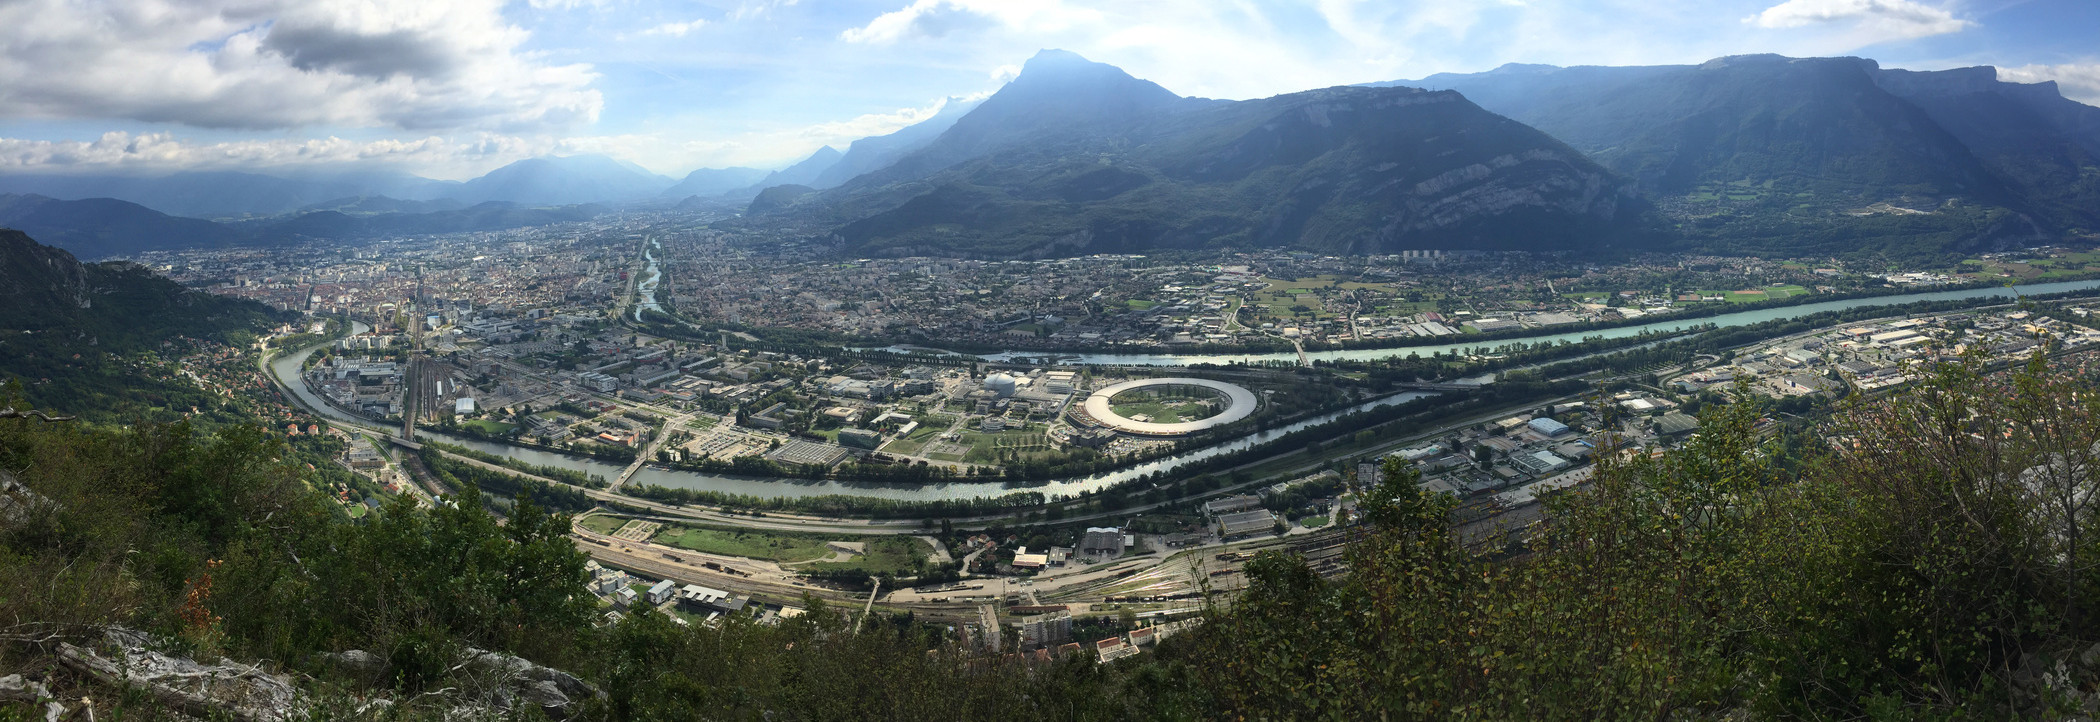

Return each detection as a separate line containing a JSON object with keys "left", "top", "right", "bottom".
{"left": 1380, "top": 54, "right": 2099, "bottom": 257}
{"left": 750, "top": 49, "right": 1634, "bottom": 257}
{"left": 0, "top": 192, "right": 607, "bottom": 260}
{"left": 3, "top": 51, "right": 2095, "bottom": 262}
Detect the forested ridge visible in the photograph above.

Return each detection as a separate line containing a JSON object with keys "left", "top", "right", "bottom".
{"left": 5, "top": 353, "right": 2100, "bottom": 719}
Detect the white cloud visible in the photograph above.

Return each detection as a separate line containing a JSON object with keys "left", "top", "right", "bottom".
{"left": 840, "top": 0, "right": 1099, "bottom": 45}
{"left": 796, "top": 97, "right": 953, "bottom": 141}
{"left": 0, "top": 91, "right": 980, "bottom": 179}
{"left": 1745, "top": 0, "right": 1969, "bottom": 40}
{"left": 641, "top": 19, "right": 709, "bottom": 38}
{"left": 989, "top": 64, "right": 1022, "bottom": 83}
{"left": 1999, "top": 63, "right": 2100, "bottom": 106}
{"left": 0, "top": 131, "right": 555, "bottom": 178}
{"left": 0, "top": 0, "right": 601, "bottom": 132}
{"left": 729, "top": 0, "right": 800, "bottom": 22}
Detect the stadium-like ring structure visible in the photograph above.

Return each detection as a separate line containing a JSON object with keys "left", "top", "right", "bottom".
{"left": 1080, "top": 377, "right": 1258, "bottom": 437}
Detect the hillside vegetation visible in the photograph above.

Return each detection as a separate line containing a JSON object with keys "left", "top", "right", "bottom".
{"left": 4, "top": 349, "right": 2100, "bottom": 718}
{"left": 0, "top": 229, "right": 289, "bottom": 422}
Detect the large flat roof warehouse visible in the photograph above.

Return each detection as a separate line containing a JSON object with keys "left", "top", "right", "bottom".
{"left": 1081, "top": 377, "right": 1258, "bottom": 437}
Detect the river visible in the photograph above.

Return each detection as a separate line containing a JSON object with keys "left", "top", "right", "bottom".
{"left": 633, "top": 237, "right": 662, "bottom": 322}
{"left": 272, "top": 277, "right": 2100, "bottom": 502}
{"left": 969, "top": 278, "right": 2100, "bottom": 366}
{"left": 269, "top": 324, "right": 1440, "bottom": 501}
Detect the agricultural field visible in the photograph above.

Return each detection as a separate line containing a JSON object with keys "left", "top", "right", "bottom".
{"left": 1959, "top": 253, "right": 2100, "bottom": 281}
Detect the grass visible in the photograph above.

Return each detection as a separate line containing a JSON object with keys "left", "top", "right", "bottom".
{"left": 1296, "top": 515, "right": 1330, "bottom": 529}
{"left": 652, "top": 526, "right": 843, "bottom": 563}
{"left": 1109, "top": 399, "right": 1221, "bottom": 424}
{"left": 459, "top": 419, "right": 518, "bottom": 435}
{"left": 1126, "top": 299, "right": 1158, "bottom": 310}
{"left": 960, "top": 430, "right": 1053, "bottom": 463}
{"left": 613, "top": 520, "right": 937, "bottom": 575}
{"left": 686, "top": 417, "right": 717, "bottom": 430}
{"left": 806, "top": 537, "right": 934, "bottom": 576}
{"left": 577, "top": 514, "right": 628, "bottom": 535}
{"left": 880, "top": 422, "right": 950, "bottom": 456}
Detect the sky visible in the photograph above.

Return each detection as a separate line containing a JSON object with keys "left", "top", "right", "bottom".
{"left": 0, "top": 0, "right": 2094, "bottom": 181}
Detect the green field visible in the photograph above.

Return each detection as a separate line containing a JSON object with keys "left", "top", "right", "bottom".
{"left": 1126, "top": 299, "right": 1158, "bottom": 310}
{"left": 880, "top": 421, "right": 949, "bottom": 456}
{"left": 1110, "top": 399, "right": 1221, "bottom": 424}
{"left": 577, "top": 514, "right": 627, "bottom": 535}
{"left": 459, "top": 419, "right": 518, "bottom": 435}
{"left": 804, "top": 537, "right": 934, "bottom": 575}
{"left": 960, "top": 430, "right": 1052, "bottom": 463}
{"left": 685, "top": 417, "right": 717, "bottom": 430}
{"left": 613, "top": 521, "right": 936, "bottom": 575}
{"left": 653, "top": 526, "right": 843, "bottom": 563}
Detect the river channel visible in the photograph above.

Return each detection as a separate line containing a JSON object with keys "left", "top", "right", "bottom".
{"left": 273, "top": 278, "right": 2100, "bottom": 502}
{"left": 973, "top": 278, "right": 2100, "bottom": 366}
{"left": 632, "top": 237, "right": 662, "bottom": 322}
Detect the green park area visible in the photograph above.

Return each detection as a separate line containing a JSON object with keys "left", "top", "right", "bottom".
{"left": 879, "top": 421, "right": 949, "bottom": 456}
{"left": 1109, "top": 388, "right": 1224, "bottom": 425}
{"left": 958, "top": 429, "right": 1053, "bottom": 464}
{"left": 576, "top": 514, "right": 628, "bottom": 535}
{"left": 578, "top": 514, "right": 934, "bottom": 575}
{"left": 459, "top": 419, "right": 517, "bottom": 435}
{"left": 1109, "top": 397, "right": 1222, "bottom": 424}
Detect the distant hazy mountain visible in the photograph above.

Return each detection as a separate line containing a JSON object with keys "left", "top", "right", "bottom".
{"left": 298, "top": 195, "right": 467, "bottom": 215}
{"left": 778, "top": 49, "right": 1628, "bottom": 258}
{"left": 809, "top": 96, "right": 987, "bottom": 190}
{"left": 661, "top": 167, "right": 771, "bottom": 198}
{"left": 1382, "top": 55, "right": 2006, "bottom": 200}
{"left": 750, "top": 147, "right": 844, "bottom": 193}
{"left": 0, "top": 194, "right": 248, "bottom": 259}
{"left": 746, "top": 185, "right": 815, "bottom": 216}
{"left": 256, "top": 202, "right": 606, "bottom": 240}
{"left": 1377, "top": 54, "right": 2097, "bottom": 256}
{"left": 0, "top": 170, "right": 460, "bottom": 219}
{"left": 451, "top": 155, "right": 674, "bottom": 206}
{"left": 0, "top": 190, "right": 608, "bottom": 259}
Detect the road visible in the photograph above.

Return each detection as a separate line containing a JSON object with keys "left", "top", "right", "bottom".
{"left": 261, "top": 307, "right": 1597, "bottom": 539}
{"left": 614, "top": 412, "right": 695, "bottom": 490}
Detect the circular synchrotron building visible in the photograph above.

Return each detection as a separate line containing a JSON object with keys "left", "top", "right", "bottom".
{"left": 1076, "top": 377, "right": 1259, "bottom": 437}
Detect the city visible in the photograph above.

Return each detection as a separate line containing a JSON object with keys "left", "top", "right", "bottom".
{"left": 5, "top": 0, "right": 2100, "bottom": 717}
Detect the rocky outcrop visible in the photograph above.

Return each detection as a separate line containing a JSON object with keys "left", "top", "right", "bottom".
{"left": 50, "top": 627, "right": 601, "bottom": 721}
{"left": 57, "top": 627, "right": 307, "bottom": 722}
{"left": 0, "top": 674, "right": 67, "bottom": 721}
